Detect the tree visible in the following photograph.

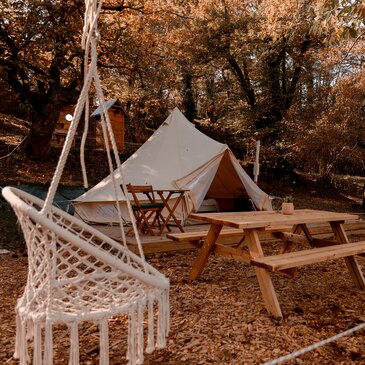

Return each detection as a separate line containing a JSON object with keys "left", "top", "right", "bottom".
{"left": 0, "top": 0, "right": 84, "bottom": 160}
{"left": 0, "top": 0, "right": 161, "bottom": 159}
{"left": 298, "top": 73, "right": 365, "bottom": 178}
{"left": 95, "top": 1, "right": 175, "bottom": 139}
{"left": 1, "top": 0, "right": 364, "bottom": 167}
{"left": 184, "top": 0, "right": 326, "bottom": 130}
{"left": 312, "top": 0, "right": 365, "bottom": 42}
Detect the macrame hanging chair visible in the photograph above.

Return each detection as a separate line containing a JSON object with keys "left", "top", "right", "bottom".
{"left": 1, "top": 1, "right": 169, "bottom": 364}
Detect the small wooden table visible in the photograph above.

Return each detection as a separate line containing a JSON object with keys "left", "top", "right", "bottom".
{"left": 188, "top": 209, "right": 365, "bottom": 319}
{"left": 155, "top": 189, "right": 188, "bottom": 235}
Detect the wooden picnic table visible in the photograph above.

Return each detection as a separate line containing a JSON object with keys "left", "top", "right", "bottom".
{"left": 188, "top": 209, "right": 365, "bottom": 319}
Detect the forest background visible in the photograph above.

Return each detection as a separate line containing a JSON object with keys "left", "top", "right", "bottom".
{"left": 2, "top": 3, "right": 365, "bottom": 364}
{"left": 0, "top": 0, "right": 365, "bottom": 187}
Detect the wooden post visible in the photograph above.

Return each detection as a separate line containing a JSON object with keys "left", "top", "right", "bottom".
{"left": 330, "top": 222, "right": 365, "bottom": 290}
{"left": 245, "top": 229, "right": 283, "bottom": 320}
{"left": 188, "top": 224, "right": 223, "bottom": 280}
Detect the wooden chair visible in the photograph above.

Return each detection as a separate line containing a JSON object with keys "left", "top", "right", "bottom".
{"left": 125, "top": 184, "right": 166, "bottom": 236}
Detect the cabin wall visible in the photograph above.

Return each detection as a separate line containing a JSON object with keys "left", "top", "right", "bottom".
{"left": 53, "top": 105, "right": 125, "bottom": 152}
{"left": 53, "top": 105, "right": 74, "bottom": 147}
{"left": 95, "top": 109, "right": 125, "bottom": 152}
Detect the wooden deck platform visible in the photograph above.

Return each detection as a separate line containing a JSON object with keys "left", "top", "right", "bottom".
{"left": 92, "top": 219, "right": 365, "bottom": 255}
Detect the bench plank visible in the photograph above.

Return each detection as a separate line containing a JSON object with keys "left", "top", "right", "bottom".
{"left": 251, "top": 241, "right": 365, "bottom": 272}
{"left": 166, "top": 228, "right": 242, "bottom": 242}
{"left": 166, "top": 226, "right": 291, "bottom": 242}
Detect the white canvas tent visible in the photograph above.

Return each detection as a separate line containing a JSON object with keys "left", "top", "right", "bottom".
{"left": 74, "top": 107, "right": 272, "bottom": 224}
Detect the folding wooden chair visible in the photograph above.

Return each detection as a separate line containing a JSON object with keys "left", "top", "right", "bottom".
{"left": 125, "top": 184, "right": 167, "bottom": 236}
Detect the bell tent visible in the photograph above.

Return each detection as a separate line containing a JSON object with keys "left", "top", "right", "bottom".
{"left": 74, "top": 108, "right": 272, "bottom": 224}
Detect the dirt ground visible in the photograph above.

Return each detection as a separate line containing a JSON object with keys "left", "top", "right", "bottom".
{"left": 1, "top": 188, "right": 365, "bottom": 364}
{"left": 1, "top": 240, "right": 365, "bottom": 365}
{"left": 1, "top": 113, "right": 365, "bottom": 364}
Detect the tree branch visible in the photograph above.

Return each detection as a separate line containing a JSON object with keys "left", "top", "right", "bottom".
{"left": 342, "top": 29, "right": 365, "bottom": 62}
{"left": 226, "top": 53, "right": 256, "bottom": 108}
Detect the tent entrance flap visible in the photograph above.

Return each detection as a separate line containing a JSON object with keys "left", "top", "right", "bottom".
{"left": 205, "top": 151, "right": 254, "bottom": 211}
{"left": 174, "top": 152, "right": 224, "bottom": 211}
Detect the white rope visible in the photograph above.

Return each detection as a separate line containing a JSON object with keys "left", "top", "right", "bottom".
{"left": 2, "top": 1, "right": 170, "bottom": 363}
{"left": 39, "top": 0, "right": 147, "bottom": 262}
{"left": 4, "top": 183, "right": 169, "bottom": 365}
{"left": 263, "top": 322, "right": 365, "bottom": 365}
{"left": 92, "top": 44, "right": 147, "bottom": 264}
{"left": 42, "top": 0, "right": 102, "bottom": 214}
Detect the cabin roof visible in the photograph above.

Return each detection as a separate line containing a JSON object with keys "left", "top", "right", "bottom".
{"left": 91, "top": 99, "right": 124, "bottom": 117}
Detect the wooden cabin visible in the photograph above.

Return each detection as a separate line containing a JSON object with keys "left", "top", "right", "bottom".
{"left": 53, "top": 105, "right": 75, "bottom": 147}
{"left": 52, "top": 99, "right": 126, "bottom": 152}
{"left": 90, "top": 99, "right": 126, "bottom": 152}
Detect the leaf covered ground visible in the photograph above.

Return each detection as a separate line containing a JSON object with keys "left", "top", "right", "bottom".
{"left": 1, "top": 244, "right": 365, "bottom": 364}
{"left": 1, "top": 113, "right": 365, "bottom": 364}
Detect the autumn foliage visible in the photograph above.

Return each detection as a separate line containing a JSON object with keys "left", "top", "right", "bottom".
{"left": 0, "top": 0, "right": 364, "bottom": 182}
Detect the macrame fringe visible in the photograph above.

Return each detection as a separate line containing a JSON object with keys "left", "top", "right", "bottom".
{"left": 146, "top": 293, "right": 155, "bottom": 354}
{"left": 136, "top": 303, "right": 144, "bottom": 365}
{"left": 127, "top": 306, "right": 136, "bottom": 365}
{"left": 14, "top": 312, "right": 21, "bottom": 359}
{"left": 157, "top": 289, "right": 169, "bottom": 349}
{"left": 99, "top": 319, "right": 109, "bottom": 365}
{"left": 69, "top": 322, "right": 79, "bottom": 365}
{"left": 146, "top": 289, "right": 170, "bottom": 353}
{"left": 43, "top": 321, "right": 53, "bottom": 365}
{"left": 26, "top": 319, "right": 34, "bottom": 340}
{"left": 33, "top": 321, "right": 42, "bottom": 365}
{"left": 19, "top": 317, "right": 28, "bottom": 365}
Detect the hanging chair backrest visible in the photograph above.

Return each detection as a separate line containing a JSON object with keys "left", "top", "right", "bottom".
{"left": 3, "top": 186, "right": 168, "bottom": 292}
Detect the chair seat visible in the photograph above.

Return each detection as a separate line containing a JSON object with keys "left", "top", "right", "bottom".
{"left": 18, "top": 273, "right": 152, "bottom": 323}
{"left": 126, "top": 184, "right": 167, "bottom": 236}
{"left": 132, "top": 202, "right": 164, "bottom": 210}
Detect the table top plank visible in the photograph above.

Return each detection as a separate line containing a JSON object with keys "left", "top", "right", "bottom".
{"left": 189, "top": 209, "right": 360, "bottom": 229}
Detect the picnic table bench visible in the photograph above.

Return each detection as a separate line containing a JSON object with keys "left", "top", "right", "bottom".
{"left": 166, "top": 226, "right": 292, "bottom": 244}
{"left": 251, "top": 240, "right": 365, "bottom": 272}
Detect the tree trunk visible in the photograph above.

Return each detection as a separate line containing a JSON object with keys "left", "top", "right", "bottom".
{"left": 22, "top": 87, "right": 80, "bottom": 160}
{"left": 23, "top": 108, "right": 62, "bottom": 160}
{"left": 181, "top": 62, "right": 196, "bottom": 122}
{"left": 253, "top": 106, "right": 284, "bottom": 130}
{"left": 254, "top": 37, "right": 310, "bottom": 130}
{"left": 226, "top": 54, "right": 256, "bottom": 108}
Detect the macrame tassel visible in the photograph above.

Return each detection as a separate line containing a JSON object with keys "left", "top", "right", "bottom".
{"left": 146, "top": 294, "right": 155, "bottom": 354}
{"left": 26, "top": 319, "right": 34, "bottom": 341}
{"left": 156, "top": 290, "right": 169, "bottom": 349}
{"left": 69, "top": 322, "right": 79, "bottom": 365}
{"left": 156, "top": 295, "right": 165, "bottom": 349}
{"left": 165, "top": 289, "right": 170, "bottom": 336}
{"left": 43, "top": 321, "right": 53, "bottom": 365}
{"left": 127, "top": 306, "right": 136, "bottom": 365}
{"left": 136, "top": 303, "right": 144, "bottom": 365}
{"left": 99, "top": 319, "right": 109, "bottom": 365}
{"left": 33, "top": 321, "right": 42, "bottom": 365}
{"left": 14, "top": 312, "right": 22, "bottom": 359}
{"left": 19, "top": 318, "right": 28, "bottom": 365}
